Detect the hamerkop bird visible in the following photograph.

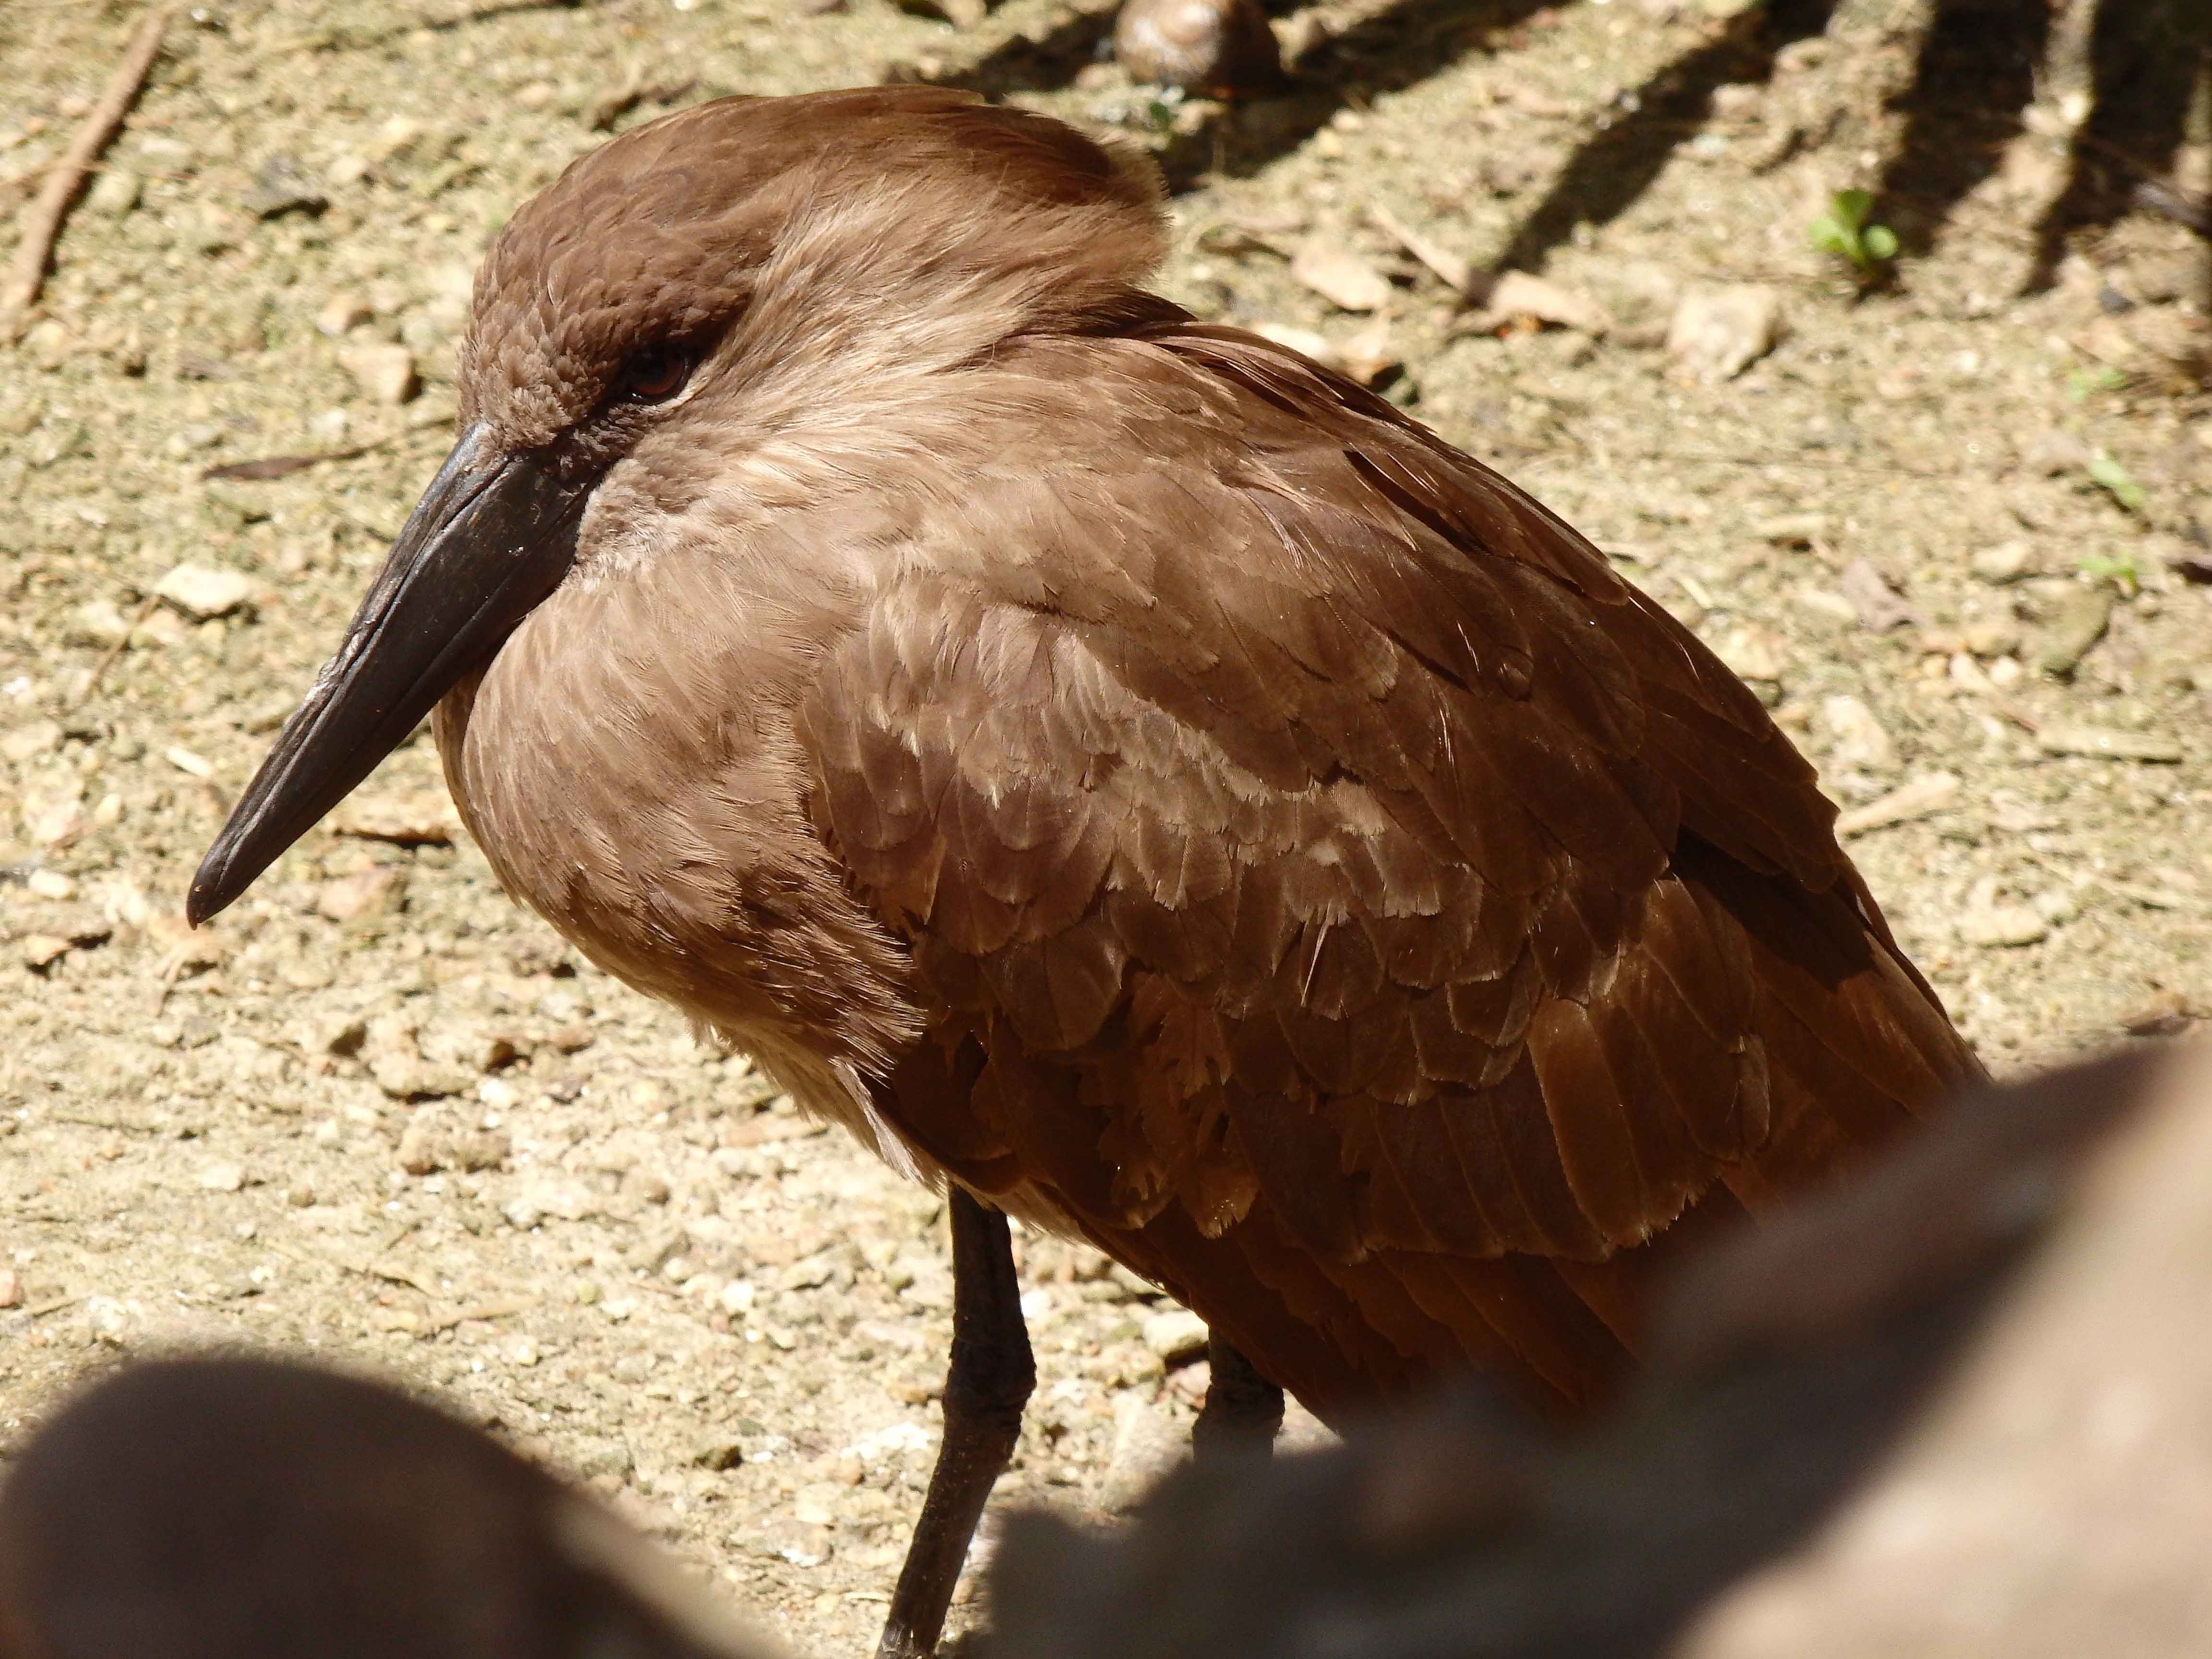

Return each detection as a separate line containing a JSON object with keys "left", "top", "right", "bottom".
{"left": 0, "top": 1357, "right": 774, "bottom": 1659}
{"left": 190, "top": 87, "right": 1979, "bottom": 1657}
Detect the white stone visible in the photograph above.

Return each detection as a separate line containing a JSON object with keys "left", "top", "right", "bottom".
{"left": 0, "top": 720, "right": 61, "bottom": 763}
{"left": 1972, "top": 540, "right": 2032, "bottom": 584}
{"left": 316, "top": 292, "right": 373, "bottom": 337}
{"left": 338, "top": 340, "right": 420, "bottom": 405}
{"left": 1819, "top": 695, "right": 1894, "bottom": 772}
{"left": 86, "top": 168, "right": 141, "bottom": 216}
{"left": 155, "top": 563, "right": 254, "bottom": 620}
{"left": 1141, "top": 1307, "right": 1210, "bottom": 1361}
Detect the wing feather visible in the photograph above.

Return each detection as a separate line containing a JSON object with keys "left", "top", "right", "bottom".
{"left": 798, "top": 321, "right": 1979, "bottom": 1417}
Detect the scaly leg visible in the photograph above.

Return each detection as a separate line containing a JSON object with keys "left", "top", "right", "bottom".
{"left": 877, "top": 1190, "right": 1034, "bottom": 1659}
{"left": 1192, "top": 1331, "right": 1284, "bottom": 1463}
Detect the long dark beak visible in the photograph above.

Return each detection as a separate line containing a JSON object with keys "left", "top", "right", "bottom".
{"left": 188, "top": 424, "right": 589, "bottom": 925}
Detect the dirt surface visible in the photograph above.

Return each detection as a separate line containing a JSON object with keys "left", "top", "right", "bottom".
{"left": 1, "top": 0, "right": 2207, "bottom": 1651}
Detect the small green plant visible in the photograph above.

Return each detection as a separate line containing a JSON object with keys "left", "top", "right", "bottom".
{"left": 1138, "top": 86, "right": 1185, "bottom": 133}
{"left": 2067, "top": 364, "right": 2130, "bottom": 402}
{"left": 2077, "top": 550, "right": 2141, "bottom": 596}
{"left": 2088, "top": 450, "right": 2147, "bottom": 515}
{"left": 1808, "top": 189, "right": 1899, "bottom": 274}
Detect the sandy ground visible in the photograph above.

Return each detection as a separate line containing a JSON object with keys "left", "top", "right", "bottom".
{"left": 1, "top": 0, "right": 2208, "bottom": 1650}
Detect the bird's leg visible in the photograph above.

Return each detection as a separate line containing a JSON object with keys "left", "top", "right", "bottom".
{"left": 1192, "top": 1330, "right": 1285, "bottom": 1463}
{"left": 878, "top": 1189, "right": 1034, "bottom": 1659}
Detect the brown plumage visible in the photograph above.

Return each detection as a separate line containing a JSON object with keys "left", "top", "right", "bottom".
{"left": 190, "top": 87, "right": 1979, "bottom": 1655}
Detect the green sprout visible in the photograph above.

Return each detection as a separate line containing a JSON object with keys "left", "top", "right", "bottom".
{"left": 2088, "top": 450, "right": 2147, "bottom": 515}
{"left": 1808, "top": 189, "right": 1899, "bottom": 274}
{"left": 2068, "top": 364, "right": 2129, "bottom": 402}
{"left": 2077, "top": 550, "right": 2140, "bottom": 596}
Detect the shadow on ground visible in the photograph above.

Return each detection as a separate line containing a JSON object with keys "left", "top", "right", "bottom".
{"left": 939, "top": 0, "right": 2211, "bottom": 297}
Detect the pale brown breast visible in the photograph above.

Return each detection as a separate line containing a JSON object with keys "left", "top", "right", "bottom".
{"left": 431, "top": 515, "right": 932, "bottom": 1146}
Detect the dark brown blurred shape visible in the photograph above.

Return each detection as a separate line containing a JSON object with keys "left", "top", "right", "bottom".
{"left": 986, "top": 1041, "right": 2212, "bottom": 1659}
{"left": 0, "top": 1356, "right": 775, "bottom": 1659}
{"left": 1112, "top": 0, "right": 1283, "bottom": 96}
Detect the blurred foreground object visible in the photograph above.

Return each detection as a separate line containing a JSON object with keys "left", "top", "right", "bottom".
{"left": 1112, "top": 0, "right": 1283, "bottom": 96}
{"left": 987, "top": 1042, "right": 2212, "bottom": 1659}
{"left": 0, "top": 1357, "right": 776, "bottom": 1659}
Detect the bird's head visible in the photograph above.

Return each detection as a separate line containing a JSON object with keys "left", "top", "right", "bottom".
{"left": 188, "top": 89, "right": 1166, "bottom": 924}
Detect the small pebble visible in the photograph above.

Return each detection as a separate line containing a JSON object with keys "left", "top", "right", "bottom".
{"left": 64, "top": 600, "right": 131, "bottom": 648}
{"left": 0, "top": 1268, "right": 21, "bottom": 1310}
{"left": 86, "top": 167, "right": 141, "bottom": 217}
{"left": 338, "top": 341, "right": 421, "bottom": 406}
{"left": 1141, "top": 1307, "right": 1210, "bottom": 1361}
{"left": 1958, "top": 904, "right": 2048, "bottom": 949}
{"left": 2030, "top": 589, "right": 2114, "bottom": 676}
{"left": 0, "top": 720, "right": 60, "bottom": 763}
{"left": 316, "top": 292, "right": 374, "bottom": 337}
{"left": 1963, "top": 617, "right": 2021, "bottom": 659}
{"left": 20, "top": 936, "right": 72, "bottom": 970}
{"left": 1839, "top": 559, "right": 1916, "bottom": 633}
{"left": 696, "top": 1438, "right": 745, "bottom": 1471}
{"left": 1971, "top": 540, "right": 2032, "bottom": 584}
{"left": 199, "top": 1162, "right": 245, "bottom": 1193}
{"left": 2033, "top": 888, "right": 2080, "bottom": 926}
{"left": 1791, "top": 586, "right": 1858, "bottom": 632}
{"left": 2017, "top": 428, "right": 2091, "bottom": 477}
{"left": 1819, "top": 694, "right": 1893, "bottom": 771}
{"left": 1714, "top": 625, "right": 1785, "bottom": 685}
{"left": 155, "top": 563, "right": 255, "bottom": 621}
{"left": 1109, "top": 1263, "right": 1160, "bottom": 1299}
{"left": 244, "top": 153, "right": 328, "bottom": 219}
{"left": 316, "top": 866, "right": 407, "bottom": 922}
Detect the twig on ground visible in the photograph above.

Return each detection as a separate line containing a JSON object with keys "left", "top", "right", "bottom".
{"left": 1, "top": 4, "right": 177, "bottom": 345}
{"left": 72, "top": 591, "right": 162, "bottom": 710}
{"left": 1368, "top": 203, "right": 1473, "bottom": 297}
{"left": 421, "top": 1297, "right": 540, "bottom": 1338}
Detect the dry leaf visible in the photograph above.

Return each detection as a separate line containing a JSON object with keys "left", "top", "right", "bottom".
{"left": 1461, "top": 270, "right": 1611, "bottom": 337}
{"left": 1290, "top": 240, "right": 1392, "bottom": 313}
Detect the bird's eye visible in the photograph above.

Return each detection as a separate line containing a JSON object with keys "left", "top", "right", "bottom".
{"left": 614, "top": 348, "right": 693, "bottom": 405}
